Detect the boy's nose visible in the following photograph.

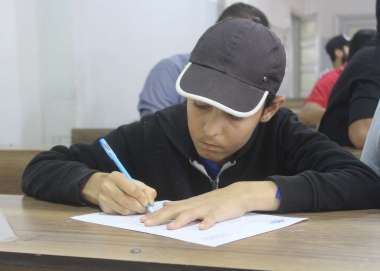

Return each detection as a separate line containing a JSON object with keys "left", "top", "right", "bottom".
{"left": 203, "top": 109, "right": 225, "bottom": 137}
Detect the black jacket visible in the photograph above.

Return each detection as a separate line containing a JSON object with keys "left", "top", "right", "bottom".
{"left": 319, "top": 45, "right": 380, "bottom": 146}
{"left": 22, "top": 104, "right": 380, "bottom": 212}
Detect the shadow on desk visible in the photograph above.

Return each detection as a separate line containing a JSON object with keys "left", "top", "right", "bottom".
{"left": 0, "top": 150, "right": 41, "bottom": 194}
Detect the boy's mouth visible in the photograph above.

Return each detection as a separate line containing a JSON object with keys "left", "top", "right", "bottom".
{"left": 199, "top": 141, "right": 222, "bottom": 152}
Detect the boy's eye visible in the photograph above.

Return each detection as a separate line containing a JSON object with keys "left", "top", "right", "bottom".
{"left": 224, "top": 112, "right": 241, "bottom": 121}
{"left": 193, "top": 100, "right": 211, "bottom": 110}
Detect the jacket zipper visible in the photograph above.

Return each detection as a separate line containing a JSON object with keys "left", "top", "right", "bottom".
{"left": 189, "top": 159, "right": 237, "bottom": 189}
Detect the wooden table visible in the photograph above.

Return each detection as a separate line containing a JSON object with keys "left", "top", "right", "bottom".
{"left": 1, "top": 195, "right": 380, "bottom": 271}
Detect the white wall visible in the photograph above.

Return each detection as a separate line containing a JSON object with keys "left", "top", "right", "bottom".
{"left": 1, "top": 0, "right": 376, "bottom": 148}
{"left": 71, "top": 0, "right": 217, "bottom": 128}
{"left": 303, "top": 0, "right": 376, "bottom": 37}
{"left": 0, "top": 0, "right": 218, "bottom": 148}
{"left": 14, "top": 0, "right": 43, "bottom": 147}
{"left": 0, "top": 0, "right": 23, "bottom": 148}
{"left": 36, "top": 0, "right": 76, "bottom": 146}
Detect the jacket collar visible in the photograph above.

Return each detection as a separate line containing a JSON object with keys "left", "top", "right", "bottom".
{"left": 157, "top": 103, "right": 199, "bottom": 160}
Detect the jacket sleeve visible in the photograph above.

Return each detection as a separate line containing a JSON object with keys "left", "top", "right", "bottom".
{"left": 268, "top": 111, "right": 380, "bottom": 212}
{"left": 22, "top": 122, "right": 145, "bottom": 205}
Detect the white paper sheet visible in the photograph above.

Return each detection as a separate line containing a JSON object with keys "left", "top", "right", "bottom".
{"left": 72, "top": 201, "right": 307, "bottom": 247}
{"left": 0, "top": 212, "right": 17, "bottom": 242}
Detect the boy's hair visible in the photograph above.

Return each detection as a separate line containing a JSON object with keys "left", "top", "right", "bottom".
{"left": 325, "top": 35, "right": 349, "bottom": 63}
{"left": 264, "top": 93, "right": 276, "bottom": 108}
{"left": 348, "top": 29, "right": 377, "bottom": 60}
{"left": 217, "top": 2, "right": 270, "bottom": 28}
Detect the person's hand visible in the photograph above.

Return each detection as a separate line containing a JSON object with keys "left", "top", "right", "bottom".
{"left": 141, "top": 181, "right": 279, "bottom": 230}
{"left": 82, "top": 171, "right": 157, "bottom": 215}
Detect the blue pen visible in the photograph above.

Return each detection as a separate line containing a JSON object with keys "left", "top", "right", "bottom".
{"left": 99, "top": 138, "right": 154, "bottom": 213}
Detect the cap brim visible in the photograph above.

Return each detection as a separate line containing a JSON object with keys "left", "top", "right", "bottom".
{"left": 176, "top": 63, "right": 268, "bottom": 118}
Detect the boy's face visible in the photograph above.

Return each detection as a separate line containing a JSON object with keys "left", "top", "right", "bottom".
{"left": 187, "top": 99, "right": 264, "bottom": 163}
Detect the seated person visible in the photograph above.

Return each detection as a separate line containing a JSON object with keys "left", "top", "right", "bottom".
{"left": 298, "top": 35, "right": 349, "bottom": 127}
{"left": 23, "top": 19, "right": 380, "bottom": 230}
{"left": 361, "top": 99, "right": 380, "bottom": 176}
{"left": 363, "top": 7, "right": 380, "bottom": 169}
{"left": 137, "top": 2, "right": 269, "bottom": 117}
{"left": 319, "top": 7, "right": 380, "bottom": 149}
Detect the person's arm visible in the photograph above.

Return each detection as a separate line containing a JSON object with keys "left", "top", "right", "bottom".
{"left": 348, "top": 81, "right": 380, "bottom": 149}
{"left": 361, "top": 100, "right": 380, "bottom": 176}
{"left": 269, "top": 110, "right": 380, "bottom": 213}
{"left": 348, "top": 118, "right": 372, "bottom": 149}
{"left": 22, "top": 122, "right": 155, "bottom": 211}
{"left": 141, "top": 181, "right": 280, "bottom": 230}
{"left": 298, "top": 102, "right": 325, "bottom": 127}
{"left": 138, "top": 57, "right": 184, "bottom": 117}
{"left": 298, "top": 76, "right": 330, "bottom": 126}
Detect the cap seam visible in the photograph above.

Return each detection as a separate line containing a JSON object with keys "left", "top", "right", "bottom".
{"left": 190, "top": 61, "right": 270, "bottom": 93}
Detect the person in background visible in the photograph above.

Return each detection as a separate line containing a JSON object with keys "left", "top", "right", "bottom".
{"left": 137, "top": 2, "right": 269, "bottom": 117}
{"left": 298, "top": 35, "right": 349, "bottom": 127}
{"left": 361, "top": 99, "right": 380, "bottom": 177}
{"left": 361, "top": 1, "right": 380, "bottom": 172}
{"left": 319, "top": 1, "right": 380, "bottom": 149}
{"left": 325, "top": 35, "right": 350, "bottom": 69}
{"left": 22, "top": 19, "right": 380, "bottom": 230}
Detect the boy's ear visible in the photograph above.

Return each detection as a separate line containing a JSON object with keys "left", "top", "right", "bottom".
{"left": 260, "top": 96, "right": 285, "bottom": 123}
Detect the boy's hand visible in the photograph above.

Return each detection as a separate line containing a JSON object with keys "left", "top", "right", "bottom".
{"left": 141, "top": 181, "right": 279, "bottom": 230}
{"left": 82, "top": 172, "right": 157, "bottom": 215}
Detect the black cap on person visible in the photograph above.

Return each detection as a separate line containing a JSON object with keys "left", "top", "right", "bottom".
{"left": 176, "top": 18, "right": 286, "bottom": 118}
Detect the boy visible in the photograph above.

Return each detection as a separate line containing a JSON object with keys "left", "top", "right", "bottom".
{"left": 23, "top": 19, "right": 380, "bottom": 230}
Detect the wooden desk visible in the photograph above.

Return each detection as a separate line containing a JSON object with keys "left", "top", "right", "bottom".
{"left": 1, "top": 196, "right": 380, "bottom": 270}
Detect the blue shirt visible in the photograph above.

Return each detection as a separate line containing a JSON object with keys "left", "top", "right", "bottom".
{"left": 200, "top": 158, "right": 221, "bottom": 180}
{"left": 138, "top": 54, "right": 189, "bottom": 117}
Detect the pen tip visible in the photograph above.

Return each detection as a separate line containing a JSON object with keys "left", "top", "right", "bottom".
{"left": 146, "top": 203, "right": 155, "bottom": 213}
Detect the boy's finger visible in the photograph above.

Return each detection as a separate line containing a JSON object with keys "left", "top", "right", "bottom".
{"left": 139, "top": 184, "right": 157, "bottom": 205}
{"left": 142, "top": 205, "right": 178, "bottom": 226}
{"left": 101, "top": 179, "right": 145, "bottom": 213}
{"left": 99, "top": 194, "right": 134, "bottom": 216}
{"left": 167, "top": 210, "right": 200, "bottom": 230}
{"left": 113, "top": 192, "right": 146, "bottom": 214}
{"left": 198, "top": 215, "right": 217, "bottom": 230}
{"left": 111, "top": 176, "right": 149, "bottom": 207}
